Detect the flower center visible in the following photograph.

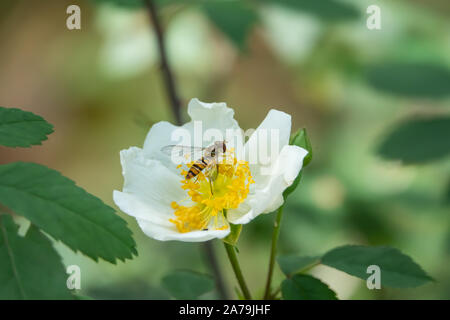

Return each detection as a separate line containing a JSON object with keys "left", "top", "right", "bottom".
{"left": 170, "top": 150, "right": 254, "bottom": 233}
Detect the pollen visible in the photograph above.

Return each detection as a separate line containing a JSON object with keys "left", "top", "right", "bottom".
{"left": 170, "top": 150, "right": 254, "bottom": 233}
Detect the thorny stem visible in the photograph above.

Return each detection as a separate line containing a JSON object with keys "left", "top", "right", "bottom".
{"left": 263, "top": 205, "right": 284, "bottom": 300}
{"left": 144, "top": 0, "right": 228, "bottom": 299}
{"left": 224, "top": 242, "right": 252, "bottom": 300}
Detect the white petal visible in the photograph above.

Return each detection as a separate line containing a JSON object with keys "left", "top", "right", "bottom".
{"left": 185, "top": 98, "right": 244, "bottom": 150}
{"left": 143, "top": 121, "right": 181, "bottom": 168}
{"left": 228, "top": 145, "right": 308, "bottom": 224}
{"left": 113, "top": 147, "right": 185, "bottom": 221}
{"left": 244, "top": 109, "right": 292, "bottom": 186}
{"left": 114, "top": 191, "right": 173, "bottom": 227}
{"left": 142, "top": 98, "right": 244, "bottom": 169}
{"left": 187, "top": 98, "right": 240, "bottom": 133}
{"left": 136, "top": 218, "right": 230, "bottom": 242}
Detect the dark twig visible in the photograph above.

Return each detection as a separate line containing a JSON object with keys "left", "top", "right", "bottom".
{"left": 204, "top": 241, "right": 229, "bottom": 299}
{"left": 145, "top": 0, "right": 228, "bottom": 299}
{"left": 145, "top": 0, "right": 182, "bottom": 125}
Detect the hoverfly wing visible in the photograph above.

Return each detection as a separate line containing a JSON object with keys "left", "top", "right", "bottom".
{"left": 160, "top": 145, "right": 181, "bottom": 156}
{"left": 201, "top": 160, "right": 216, "bottom": 178}
{"left": 161, "top": 145, "right": 205, "bottom": 162}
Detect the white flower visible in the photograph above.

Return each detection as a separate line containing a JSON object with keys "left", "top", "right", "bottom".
{"left": 113, "top": 98, "right": 308, "bottom": 242}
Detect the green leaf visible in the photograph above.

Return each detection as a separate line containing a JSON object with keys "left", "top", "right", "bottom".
{"left": 366, "top": 63, "right": 450, "bottom": 98}
{"left": 162, "top": 270, "right": 215, "bottom": 299}
{"left": 262, "top": 0, "right": 360, "bottom": 21}
{"left": 377, "top": 116, "right": 450, "bottom": 164}
{"left": 0, "top": 215, "right": 73, "bottom": 299}
{"left": 92, "top": 0, "right": 144, "bottom": 8}
{"left": 283, "top": 128, "right": 312, "bottom": 199}
{"left": 0, "top": 162, "right": 137, "bottom": 264}
{"left": 277, "top": 255, "right": 320, "bottom": 277}
{"left": 222, "top": 223, "right": 242, "bottom": 246}
{"left": 0, "top": 107, "right": 53, "bottom": 148}
{"left": 281, "top": 274, "right": 338, "bottom": 300}
{"left": 322, "top": 245, "right": 433, "bottom": 288}
{"left": 202, "top": 1, "right": 258, "bottom": 50}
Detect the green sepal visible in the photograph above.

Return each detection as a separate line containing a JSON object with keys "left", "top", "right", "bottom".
{"left": 222, "top": 223, "right": 242, "bottom": 246}
{"left": 290, "top": 128, "right": 312, "bottom": 167}
{"left": 283, "top": 128, "right": 312, "bottom": 199}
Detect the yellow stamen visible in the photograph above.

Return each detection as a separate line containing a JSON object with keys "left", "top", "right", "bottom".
{"left": 170, "top": 150, "right": 254, "bottom": 233}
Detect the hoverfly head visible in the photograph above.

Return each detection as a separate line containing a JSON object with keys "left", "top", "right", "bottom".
{"left": 214, "top": 140, "right": 226, "bottom": 154}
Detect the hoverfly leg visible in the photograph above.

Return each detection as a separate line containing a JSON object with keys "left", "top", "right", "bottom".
{"left": 209, "top": 177, "right": 214, "bottom": 196}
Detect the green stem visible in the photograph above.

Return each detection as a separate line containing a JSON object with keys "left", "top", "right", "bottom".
{"left": 224, "top": 242, "right": 252, "bottom": 300}
{"left": 298, "top": 260, "right": 321, "bottom": 274}
{"left": 263, "top": 205, "right": 284, "bottom": 300}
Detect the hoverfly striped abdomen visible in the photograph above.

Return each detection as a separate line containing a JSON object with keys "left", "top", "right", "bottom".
{"left": 186, "top": 157, "right": 210, "bottom": 179}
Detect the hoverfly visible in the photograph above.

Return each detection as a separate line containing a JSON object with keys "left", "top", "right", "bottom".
{"left": 161, "top": 141, "right": 227, "bottom": 181}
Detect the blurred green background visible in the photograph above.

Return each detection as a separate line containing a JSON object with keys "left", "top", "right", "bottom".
{"left": 0, "top": 0, "right": 449, "bottom": 299}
